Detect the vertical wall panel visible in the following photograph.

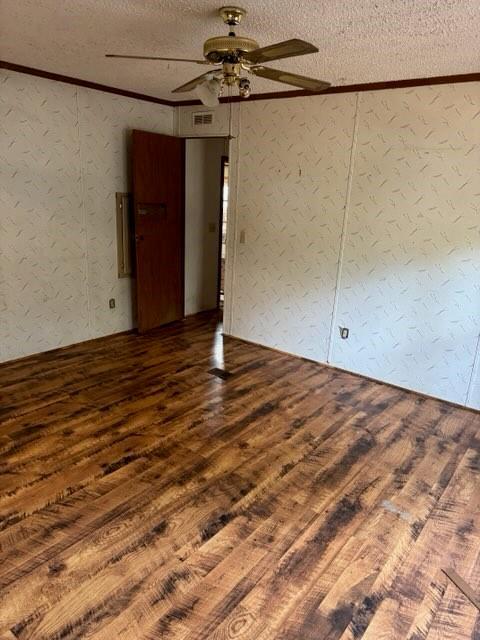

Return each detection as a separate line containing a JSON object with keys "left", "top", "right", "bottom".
{"left": 0, "top": 70, "right": 174, "bottom": 362}
{"left": 77, "top": 88, "right": 173, "bottom": 337}
{"left": 229, "top": 95, "right": 357, "bottom": 361}
{"left": 332, "top": 85, "right": 480, "bottom": 405}
{"left": 0, "top": 71, "right": 90, "bottom": 361}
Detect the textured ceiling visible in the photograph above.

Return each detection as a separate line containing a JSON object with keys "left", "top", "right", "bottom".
{"left": 2, "top": 0, "right": 480, "bottom": 101}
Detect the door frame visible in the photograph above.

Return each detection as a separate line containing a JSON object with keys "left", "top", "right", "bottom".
{"left": 132, "top": 134, "right": 230, "bottom": 326}
{"left": 216, "top": 154, "right": 229, "bottom": 309}
{"left": 182, "top": 136, "right": 229, "bottom": 315}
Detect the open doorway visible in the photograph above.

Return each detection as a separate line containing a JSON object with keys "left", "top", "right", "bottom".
{"left": 129, "top": 132, "right": 229, "bottom": 331}
{"left": 218, "top": 155, "right": 229, "bottom": 310}
{"left": 184, "top": 137, "right": 229, "bottom": 317}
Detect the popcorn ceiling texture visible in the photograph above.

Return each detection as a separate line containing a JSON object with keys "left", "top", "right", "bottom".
{"left": 2, "top": 0, "right": 480, "bottom": 101}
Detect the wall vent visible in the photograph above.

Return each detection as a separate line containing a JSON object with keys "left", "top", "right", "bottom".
{"left": 192, "top": 111, "right": 214, "bottom": 126}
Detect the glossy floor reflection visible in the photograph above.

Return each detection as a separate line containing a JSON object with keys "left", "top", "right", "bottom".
{"left": 0, "top": 312, "right": 479, "bottom": 639}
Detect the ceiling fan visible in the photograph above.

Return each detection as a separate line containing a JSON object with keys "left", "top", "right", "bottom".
{"left": 106, "top": 6, "right": 330, "bottom": 106}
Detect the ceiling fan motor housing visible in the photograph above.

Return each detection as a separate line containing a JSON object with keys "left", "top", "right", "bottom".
{"left": 203, "top": 35, "right": 259, "bottom": 63}
{"left": 219, "top": 6, "right": 247, "bottom": 26}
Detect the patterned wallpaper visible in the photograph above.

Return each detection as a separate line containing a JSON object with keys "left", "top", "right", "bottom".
{"left": 223, "top": 84, "right": 480, "bottom": 408}
{"left": 332, "top": 85, "right": 480, "bottom": 407}
{"left": 2, "top": 69, "right": 479, "bottom": 408}
{"left": 0, "top": 70, "right": 173, "bottom": 362}
{"left": 229, "top": 95, "right": 357, "bottom": 362}
{"left": 77, "top": 88, "right": 173, "bottom": 337}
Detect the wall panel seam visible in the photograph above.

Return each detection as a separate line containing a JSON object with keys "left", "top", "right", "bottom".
{"left": 326, "top": 92, "right": 360, "bottom": 363}
{"left": 224, "top": 105, "right": 241, "bottom": 334}
{"left": 466, "top": 331, "right": 480, "bottom": 407}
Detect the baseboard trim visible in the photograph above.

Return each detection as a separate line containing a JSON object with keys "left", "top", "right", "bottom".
{"left": 0, "top": 310, "right": 225, "bottom": 368}
{"left": 2, "top": 321, "right": 477, "bottom": 414}
{"left": 223, "top": 332, "right": 479, "bottom": 414}
{"left": 0, "top": 329, "right": 135, "bottom": 368}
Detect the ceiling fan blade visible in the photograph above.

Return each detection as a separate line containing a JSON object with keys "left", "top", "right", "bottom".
{"left": 250, "top": 67, "right": 330, "bottom": 92}
{"left": 106, "top": 54, "right": 209, "bottom": 65}
{"left": 243, "top": 39, "right": 318, "bottom": 65}
{"left": 172, "top": 70, "right": 222, "bottom": 93}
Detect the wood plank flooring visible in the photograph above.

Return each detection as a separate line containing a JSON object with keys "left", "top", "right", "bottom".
{"left": 0, "top": 312, "right": 479, "bottom": 639}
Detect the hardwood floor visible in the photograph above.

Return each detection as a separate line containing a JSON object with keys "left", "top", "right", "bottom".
{"left": 0, "top": 312, "right": 479, "bottom": 639}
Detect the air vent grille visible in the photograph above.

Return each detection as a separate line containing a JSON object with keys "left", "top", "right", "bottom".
{"left": 192, "top": 111, "right": 214, "bottom": 126}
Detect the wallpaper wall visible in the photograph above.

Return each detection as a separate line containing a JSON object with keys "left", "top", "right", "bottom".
{"left": 2, "top": 69, "right": 479, "bottom": 408}
{"left": 210, "top": 84, "right": 479, "bottom": 408}
{"left": 0, "top": 69, "right": 173, "bottom": 362}
{"left": 229, "top": 95, "right": 357, "bottom": 363}
{"left": 332, "top": 85, "right": 480, "bottom": 408}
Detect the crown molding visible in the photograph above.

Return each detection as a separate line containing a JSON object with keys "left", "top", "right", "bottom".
{"left": 2, "top": 60, "right": 479, "bottom": 108}
{"left": 179, "top": 72, "right": 480, "bottom": 105}
{"left": 0, "top": 60, "right": 176, "bottom": 106}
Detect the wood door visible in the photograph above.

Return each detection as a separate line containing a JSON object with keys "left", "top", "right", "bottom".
{"left": 132, "top": 130, "right": 185, "bottom": 332}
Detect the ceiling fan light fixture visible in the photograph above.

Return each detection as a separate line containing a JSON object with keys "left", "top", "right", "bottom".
{"left": 238, "top": 77, "right": 251, "bottom": 98}
{"left": 107, "top": 6, "right": 330, "bottom": 99}
{"left": 195, "top": 76, "right": 223, "bottom": 107}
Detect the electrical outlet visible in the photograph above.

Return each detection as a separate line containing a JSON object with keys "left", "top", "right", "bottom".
{"left": 109, "top": 298, "right": 116, "bottom": 309}
{"left": 339, "top": 326, "right": 349, "bottom": 339}
{"left": 239, "top": 230, "right": 246, "bottom": 244}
